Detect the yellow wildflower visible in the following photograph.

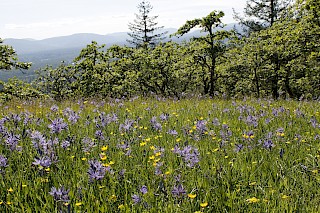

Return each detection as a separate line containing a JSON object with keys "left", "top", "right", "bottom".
{"left": 149, "top": 155, "right": 155, "bottom": 160}
{"left": 246, "top": 197, "right": 260, "bottom": 203}
{"left": 200, "top": 202, "right": 208, "bottom": 208}
{"left": 8, "top": 188, "right": 13, "bottom": 193}
{"left": 100, "top": 153, "right": 107, "bottom": 161}
{"left": 75, "top": 202, "right": 82, "bottom": 206}
{"left": 140, "top": 142, "right": 146, "bottom": 146}
{"left": 150, "top": 145, "right": 155, "bottom": 150}
{"left": 188, "top": 194, "right": 197, "bottom": 199}
{"left": 155, "top": 152, "right": 161, "bottom": 157}
{"left": 101, "top": 146, "right": 108, "bottom": 151}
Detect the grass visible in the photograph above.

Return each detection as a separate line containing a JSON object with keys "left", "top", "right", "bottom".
{"left": 0, "top": 97, "right": 320, "bottom": 212}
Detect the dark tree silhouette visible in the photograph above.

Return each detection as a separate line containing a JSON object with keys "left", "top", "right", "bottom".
{"left": 127, "top": 1, "right": 167, "bottom": 48}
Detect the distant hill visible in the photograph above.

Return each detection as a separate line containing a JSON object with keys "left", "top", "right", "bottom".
{"left": 1, "top": 24, "right": 240, "bottom": 81}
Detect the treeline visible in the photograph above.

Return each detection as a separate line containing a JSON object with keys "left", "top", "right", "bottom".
{"left": 0, "top": 0, "right": 319, "bottom": 101}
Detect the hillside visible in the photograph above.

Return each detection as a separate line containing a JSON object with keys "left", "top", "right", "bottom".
{"left": 0, "top": 24, "right": 240, "bottom": 81}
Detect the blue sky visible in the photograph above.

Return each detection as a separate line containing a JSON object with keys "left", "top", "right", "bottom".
{"left": 0, "top": 0, "right": 246, "bottom": 40}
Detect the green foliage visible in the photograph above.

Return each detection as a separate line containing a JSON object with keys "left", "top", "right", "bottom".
{"left": 223, "top": 0, "right": 320, "bottom": 99}
{"left": 9, "top": 1, "right": 316, "bottom": 100}
{"left": 0, "top": 39, "right": 31, "bottom": 71}
{"left": 0, "top": 77, "right": 42, "bottom": 101}
{"left": 107, "top": 42, "right": 198, "bottom": 97}
{"left": 35, "top": 63, "right": 75, "bottom": 100}
{"left": 72, "top": 41, "right": 114, "bottom": 97}
{"left": 234, "top": 0, "right": 292, "bottom": 35}
{"left": 174, "top": 11, "right": 232, "bottom": 96}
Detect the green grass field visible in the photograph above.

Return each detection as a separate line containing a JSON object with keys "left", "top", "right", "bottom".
{"left": 0, "top": 97, "right": 320, "bottom": 212}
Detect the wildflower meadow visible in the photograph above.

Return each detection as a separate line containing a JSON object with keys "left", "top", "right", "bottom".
{"left": 0, "top": 97, "right": 320, "bottom": 212}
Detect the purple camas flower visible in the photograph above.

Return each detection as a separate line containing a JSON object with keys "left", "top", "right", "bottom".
{"left": 61, "top": 140, "right": 70, "bottom": 149}
{"left": 0, "top": 119, "right": 8, "bottom": 135}
{"left": 159, "top": 113, "right": 169, "bottom": 121}
{"left": 119, "top": 119, "right": 135, "bottom": 132}
{"left": 212, "top": 118, "right": 220, "bottom": 126}
{"left": 30, "top": 131, "right": 46, "bottom": 148}
{"left": 88, "top": 159, "right": 106, "bottom": 181}
{"left": 68, "top": 111, "right": 80, "bottom": 124}
{"left": 119, "top": 169, "right": 126, "bottom": 177}
{"left": 276, "top": 128, "right": 284, "bottom": 133}
{"left": 173, "top": 145, "right": 200, "bottom": 168}
{"left": 150, "top": 116, "right": 162, "bottom": 131}
{"left": 172, "top": 184, "right": 186, "bottom": 197}
{"left": 0, "top": 155, "right": 8, "bottom": 167}
{"left": 49, "top": 186, "right": 70, "bottom": 202}
{"left": 263, "top": 139, "right": 274, "bottom": 150}
{"left": 48, "top": 118, "right": 68, "bottom": 134}
{"left": 0, "top": 155, "right": 8, "bottom": 174}
{"left": 82, "top": 137, "right": 96, "bottom": 152}
{"left": 174, "top": 174, "right": 181, "bottom": 183}
{"left": 5, "top": 132, "right": 20, "bottom": 151}
{"left": 33, "top": 156, "right": 52, "bottom": 168}
{"left": 96, "top": 112, "right": 118, "bottom": 127}
{"left": 235, "top": 144, "right": 244, "bottom": 152}
{"left": 132, "top": 194, "right": 141, "bottom": 204}
{"left": 62, "top": 107, "right": 73, "bottom": 116}
{"left": 265, "top": 118, "right": 271, "bottom": 124}
{"left": 155, "top": 167, "right": 163, "bottom": 175}
{"left": 95, "top": 130, "right": 105, "bottom": 140}
{"left": 245, "top": 115, "right": 258, "bottom": 127}
{"left": 310, "top": 117, "right": 318, "bottom": 128}
{"left": 140, "top": 185, "right": 148, "bottom": 194}
{"left": 167, "top": 129, "right": 178, "bottom": 136}
{"left": 50, "top": 105, "right": 59, "bottom": 112}
{"left": 196, "top": 120, "right": 207, "bottom": 134}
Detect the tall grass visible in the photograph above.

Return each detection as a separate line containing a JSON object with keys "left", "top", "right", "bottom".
{"left": 0, "top": 97, "right": 319, "bottom": 212}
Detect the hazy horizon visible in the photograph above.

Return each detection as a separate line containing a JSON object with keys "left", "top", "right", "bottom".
{"left": 1, "top": 0, "right": 246, "bottom": 40}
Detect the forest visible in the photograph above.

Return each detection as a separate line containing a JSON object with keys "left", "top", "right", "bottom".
{"left": 0, "top": 0, "right": 319, "bottom": 100}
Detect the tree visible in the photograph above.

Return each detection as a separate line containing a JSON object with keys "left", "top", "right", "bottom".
{"left": 127, "top": 1, "right": 167, "bottom": 48}
{"left": 234, "top": 0, "right": 292, "bottom": 34}
{"left": 224, "top": 0, "right": 320, "bottom": 99}
{"left": 35, "top": 62, "right": 75, "bottom": 100}
{"left": 0, "top": 38, "right": 31, "bottom": 70}
{"left": 174, "top": 11, "right": 231, "bottom": 96}
{"left": 72, "top": 41, "right": 113, "bottom": 97}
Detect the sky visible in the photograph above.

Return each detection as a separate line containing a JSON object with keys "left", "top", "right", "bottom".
{"left": 0, "top": 0, "right": 247, "bottom": 40}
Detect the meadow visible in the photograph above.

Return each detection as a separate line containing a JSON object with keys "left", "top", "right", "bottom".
{"left": 0, "top": 97, "right": 320, "bottom": 212}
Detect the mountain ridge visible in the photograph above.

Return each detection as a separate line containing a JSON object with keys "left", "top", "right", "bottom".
{"left": 0, "top": 24, "right": 240, "bottom": 81}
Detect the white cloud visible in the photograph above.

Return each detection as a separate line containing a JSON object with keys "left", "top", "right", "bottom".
{"left": 1, "top": 0, "right": 246, "bottom": 39}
